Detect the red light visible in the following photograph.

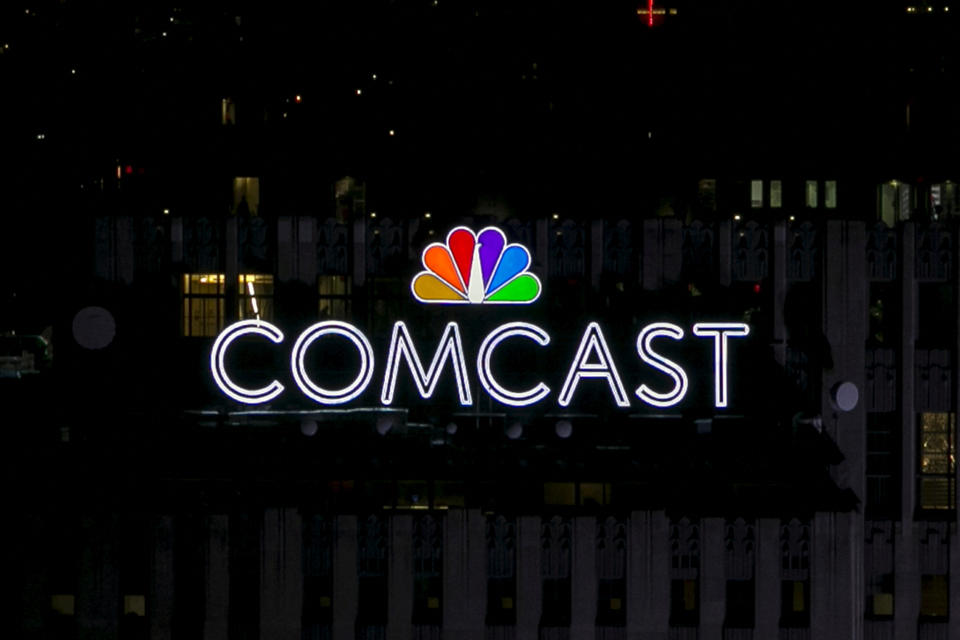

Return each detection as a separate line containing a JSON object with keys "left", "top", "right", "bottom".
{"left": 124, "top": 165, "right": 133, "bottom": 175}
{"left": 648, "top": 0, "right": 654, "bottom": 26}
{"left": 753, "top": 284, "right": 761, "bottom": 294}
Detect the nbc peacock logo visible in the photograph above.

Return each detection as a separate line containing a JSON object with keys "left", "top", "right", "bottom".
{"left": 411, "top": 226, "right": 542, "bottom": 304}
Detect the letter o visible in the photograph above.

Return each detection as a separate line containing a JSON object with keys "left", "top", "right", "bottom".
{"left": 291, "top": 321, "right": 375, "bottom": 405}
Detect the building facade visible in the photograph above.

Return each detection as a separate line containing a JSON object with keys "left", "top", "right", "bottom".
{"left": 7, "top": 175, "right": 960, "bottom": 640}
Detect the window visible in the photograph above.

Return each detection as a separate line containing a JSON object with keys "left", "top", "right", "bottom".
{"left": 670, "top": 579, "right": 699, "bottom": 626}
{"left": 239, "top": 274, "right": 273, "bottom": 322}
{"left": 597, "top": 578, "right": 626, "bottom": 626}
{"left": 318, "top": 275, "right": 351, "bottom": 320}
{"left": 543, "top": 482, "right": 612, "bottom": 506}
{"left": 182, "top": 274, "right": 274, "bottom": 337}
{"left": 919, "top": 413, "right": 956, "bottom": 510}
{"left": 868, "top": 283, "right": 898, "bottom": 346}
{"left": 770, "top": 180, "right": 783, "bottom": 209}
{"left": 221, "top": 98, "right": 236, "bottom": 125}
{"left": 805, "top": 181, "right": 818, "bottom": 208}
{"left": 725, "top": 580, "right": 755, "bottom": 628}
{"left": 182, "top": 274, "right": 225, "bottom": 337}
{"left": 866, "top": 414, "right": 900, "bottom": 517}
{"left": 544, "top": 482, "right": 576, "bottom": 506}
{"left": 486, "top": 516, "right": 516, "bottom": 626}
{"left": 750, "top": 180, "right": 764, "bottom": 208}
{"left": 879, "top": 183, "right": 898, "bottom": 226}
{"left": 233, "top": 177, "right": 259, "bottom": 215}
{"left": 825, "top": 180, "right": 837, "bottom": 209}
{"left": 697, "top": 179, "right": 717, "bottom": 212}
{"left": 920, "top": 574, "right": 948, "bottom": 618}
{"left": 780, "top": 580, "right": 810, "bottom": 627}
{"left": 918, "top": 284, "right": 955, "bottom": 348}
{"left": 867, "top": 573, "right": 894, "bottom": 618}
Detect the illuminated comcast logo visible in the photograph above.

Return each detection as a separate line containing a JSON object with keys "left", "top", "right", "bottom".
{"left": 411, "top": 226, "right": 541, "bottom": 304}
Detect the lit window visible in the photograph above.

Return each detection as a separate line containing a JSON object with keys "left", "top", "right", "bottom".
{"left": 750, "top": 180, "right": 764, "bottom": 208}
{"left": 544, "top": 482, "right": 576, "bottom": 505}
{"left": 183, "top": 274, "right": 225, "bottom": 337}
{"left": 221, "top": 98, "right": 236, "bottom": 125}
{"left": 920, "top": 575, "right": 948, "bottom": 618}
{"left": 825, "top": 180, "right": 837, "bottom": 209}
{"left": 805, "top": 181, "right": 818, "bottom": 208}
{"left": 123, "top": 595, "right": 146, "bottom": 616}
{"left": 233, "top": 177, "right": 260, "bottom": 215}
{"left": 318, "top": 275, "right": 352, "bottom": 320}
{"left": 239, "top": 274, "right": 274, "bottom": 322}
{"left": 182, "top": 274, "right": 273, "bottom": 337}
{"left": 579, "top": 482, "right": 612, "bottom": 506}
{"left": 868, "top": 574, "right": 894, "bottom": 618}
{"left": 770, "top": 180, "right": 783, "bottom": 208}
{"left": 919, "top": 413, "right": 956, "bottom": 510}
{"left": 50, "top": 594, "right": 75, "bottom": 616}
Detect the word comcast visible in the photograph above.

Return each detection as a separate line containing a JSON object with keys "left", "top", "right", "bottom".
{"left": 210, "top": 319, "right": 750, "bottom": 410}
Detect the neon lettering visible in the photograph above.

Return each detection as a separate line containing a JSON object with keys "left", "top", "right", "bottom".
{"left": 210, "top": 319, "right": 285, "bottom": 405}
{"left": 558, "top": 322, "right": 630, "bottom": 408}
{"left": 381, "top": 321, "right": 472, "bottom": 405}
{"left": 692, "top": 322, "right": 750, "bottom": 408}
{"left": 635, "top": 322, "right": 689, "bottom": 408}
{"left": 291, "top": 321, "right": 375, "bottom": 405}
{"left": 477, "top": 322, "right": 551, "bottom": 406}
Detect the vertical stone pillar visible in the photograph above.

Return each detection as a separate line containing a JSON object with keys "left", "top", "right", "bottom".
{"left": 901, "top": 221, "right": 917, "bottom": 520}
{"left": 662, "top": 218, "right": 683, "bottom": 286}
{"left": 353, "top": 218, "right": 366, "bottom": 288}
{"left": 894, "top": 521, "right": 920, "bottom": 639}
{"left": 298, "top": 217, "right": 317, "bottom": 285}
{"left": 277, "top": 216, "right": 294, "bottom": 282}
{"left": 171, "top": 217, "right": 184, "bottom": 265}
{"left": 536, "top": 219, "right": 549, "bottom": 277}
{"left": 204, "top": 515, "right": 229, "bottom": 640}
{"left": 467, "top": 509, "right": 487, "bottom": 637}
{"left": 590, "top": 219, "right": 604, "bottom": 291}
{"left": 631, "top": 510, "right": 668, "bottom": 639}
{"left": 149, "top": 515, "right": 175, "bottom": 640}
{"left": 116, "top": 217, "right": 135, "bottom": 284}
{"left": 642, "top": 220, "right": 662, "bottom": 291}
{"left": 332, "top": 516, "right": 358, "bottom": 640}
{"left": 225, "top": 217, "right": 239, "bottom": 323}
{"left": 820, "top": 220, "right": 866, "bottom": 640}
{"left": 516, "top": 515, "right": 542, "bottom": 640}
{"left": 755, "top": 518, "right": 779, "bottom": 639}
{"left": 259, "top": 508, "right": 302, "bottom": 640}
{"left": 570, "top": 517, "right": 596, "bottom": 640}
{"left": 772, "top": 220, "right": 788, "bottom": 366}
{"left": 20, "top": 514, "right": 46, "bottom": 639}
{"left": 387, "top": 515, "right": 412, "bottom": 640}
{"left": 443, "top": 509, "right": 484, "bottom": 640}
{"left": 810, "top": 513, "right": 835, "bottom": 640}
{"left": 77, "top": 514, "right": 119, "bottom": 640}
{"left": 896, "top": 222, "right": 921, "bottom": 639}
{"left": 700, "top": 517, "right": 725, "bottom": 640}
{"left": 717, "top": 219, "right": 732, "bottom": 287}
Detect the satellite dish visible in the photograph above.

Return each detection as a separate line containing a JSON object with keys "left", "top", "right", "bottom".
{"left": 830, "top": 381, "right": 859, "bottom": 412}
{"left": 72, "top": 306, "right": 115, "bottom": 349}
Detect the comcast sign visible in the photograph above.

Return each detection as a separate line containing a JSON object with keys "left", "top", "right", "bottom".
{"left": 210, "top": 226, "right": 750, "bottom": 409}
